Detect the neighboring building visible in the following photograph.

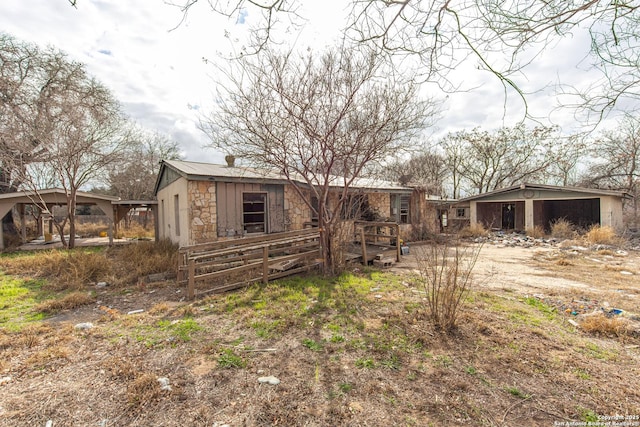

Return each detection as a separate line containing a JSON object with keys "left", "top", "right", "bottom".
{"left": 458, "top": 183, "right": 631, "bottom": 232}
{"left": 154, "top": 160, "right": 430, "bottom": 247}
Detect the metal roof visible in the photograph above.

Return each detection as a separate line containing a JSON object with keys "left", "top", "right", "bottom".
{"left": 458, "top": 183, "right": 632, "bottom": 202}
{"left": 0, "top": 188, "right": 120, "bottom": 202}
{"left": 158, "top": 159, "right": 413, "bottom": 193}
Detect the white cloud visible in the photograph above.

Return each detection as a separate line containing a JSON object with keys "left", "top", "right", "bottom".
{"left": 0, "top": 0, "right": 627, "bottom": 165}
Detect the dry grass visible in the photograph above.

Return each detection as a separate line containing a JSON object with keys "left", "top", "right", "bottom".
{"left": 584, "top": 225, "right": 619, "bottom": 245}
{"left": 127, "top": 373, "right": 164, "bottom": 409}
{"left": 0, "top": 250, "right": 112, "bottom": 290}
{"left": 116, "top": 222, "right": 155, "bottom": 239}
{"left": 1, "top": 244, "right": 640, "bottom": 426}
{"left": 458, "top": 223, "right": 489, "bottom": 238}
{"left": 109, "top": 240, "right": 178, "bottom": 286}
{"left": 34, "top": 291, "right": 95, "bottom": 314}
{"left": 74, "top": 220, "right": 110, "bottom": 238}
{"left": 103, "top": 356, "right": 138, "bottom": 380}
{"left": 556, "top": 257, "right": 574, "bottom": 266}
{"left": 526, "top": 225, "right": 546, "bottom": 239}
{"left": 0, "top": 241, "right": 178, "bottom": 290}
{"left": 550, "top": 218, "right": 576, "bottom": 239}
{"left": 580, "top": 313, "right": 630, "bottom": 337}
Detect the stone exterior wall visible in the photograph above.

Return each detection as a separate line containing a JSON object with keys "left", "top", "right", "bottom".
{"left": 188, "top": 181, "right": 217, "bottom": 244}
{"left": 284, "top": 186, "right": 311, "bottom": 231}
{"left": 367, "top": 192, "right": 390, "bottom": 221}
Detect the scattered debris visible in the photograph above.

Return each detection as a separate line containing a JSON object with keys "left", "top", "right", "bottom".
{"left": 258, "top": 376, "right": 280, "bottom": 385}
{"left": 74, "top": 322, "right": 94, "bottom": 330}
{"left": 96, "top": 282, "right": 108, "bottom": 288}
{"left": 0, "top": 377, "right": 12, "bottom": 386}
{"left": 157, "top": 377, "right": 172, "bottom": 392}
{"left": 127, "top": 309, "right": 144, "bottom": 315}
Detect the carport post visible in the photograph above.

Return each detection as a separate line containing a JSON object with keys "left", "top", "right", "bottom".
{"left": 524, "top": 198, "right": 534, "bottom": 230}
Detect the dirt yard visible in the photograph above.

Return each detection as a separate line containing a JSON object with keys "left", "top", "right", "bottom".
{"left": 0, "top": 240, "right": 639, "bottom": 426}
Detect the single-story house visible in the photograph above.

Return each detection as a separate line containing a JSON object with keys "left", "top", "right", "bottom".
{"left": 457, "top": 183, "right": 631, "bottom": 232}
{"left": 154, "top": 159, "right": 435, "bottom": 247}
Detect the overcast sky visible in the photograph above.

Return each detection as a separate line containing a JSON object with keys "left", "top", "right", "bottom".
{"left": 0, "top": 0, "right": 621, "bottom": 163}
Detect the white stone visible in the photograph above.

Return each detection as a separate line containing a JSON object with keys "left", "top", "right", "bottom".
{"left": 157, "top": 377, "right": 172, "bottom": 391}
{"left": 258, "top": 376, "right": 280, "bottom": 385}
{"left": 74, "top": 322, "right": 94, "bottom": 330}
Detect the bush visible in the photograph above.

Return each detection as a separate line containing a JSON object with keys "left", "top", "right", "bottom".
{"left": 550, "top": 218, "right": 575, "bottom": 239}
{"left": 526, "top": 225, "right": 546, "bottom": 239}
{"left": 584, "top": 225, "right": 619, "bottom": 245}
{"left": 580, "top": 314, "right": 629, "bottom": 337}
{"left": 457, "top": 223, "right": 488, "bottom": 238}
{"left": 412, "top": 239, "right": 481, "bottom": 332}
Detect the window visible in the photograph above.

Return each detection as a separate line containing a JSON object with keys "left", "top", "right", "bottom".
{"left": 390, "top": 194, "right": 410, "bottom": 224}
{"left": 243, "top": 192, "right": 267, "bottom": 233}
{"left": 310, "top": 196, "right": 319, "bottom": 223}
{"left": 174, "top": 194, "right": 180, "bottom": 236}
{"left": 456, "top": 208, "right": 466, "bottom": 218}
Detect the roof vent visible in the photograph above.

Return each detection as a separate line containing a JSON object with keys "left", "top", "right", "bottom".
{"left": 225, "top": 154, "right": 235, "bottom": 167}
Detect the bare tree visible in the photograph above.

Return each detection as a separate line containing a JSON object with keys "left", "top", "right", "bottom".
{"left": 0, "top": 33, "right": 128, "bottom": 248}
{"left": 167, "top": 0, "right": 302, "bottom": 54}
{"left": 545, "top": 135, "right": 588, "bottom": 187}
{"left": 348, "top": 1, "right": 640, "bottom": 122}
{"left": 581, "top": 114, "right": 640, "bottom": 228}
{"left": 108, "top": 128, "right": 183, "bottom": 201}
{"left": 440, "top": 125, "right": 559, "bottom": 195}
{"left": 383, "top": 150, "right": 448, "bottom": 196}
{"left": 201, "top": 46, "right": 433, "bottom": 273}
{"left": 177, "top": 1, "right": 640, "bottom": 122}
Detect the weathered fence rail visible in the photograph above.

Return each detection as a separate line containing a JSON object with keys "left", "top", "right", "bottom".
{"left": 178, "top": 229, "right": 321, "bottom": 299}
{"left": 353, "top": 221, "right": 401, "bottom": 264}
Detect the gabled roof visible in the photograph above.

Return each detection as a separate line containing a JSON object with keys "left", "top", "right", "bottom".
{"left": 154, "top": 159, "right": 413, "bottom": 194}
{"left": 0, "top": 188, "right": 120, "bottom": 203}
{"left": 458, "top": 183, "right": 632, "bottom": 202}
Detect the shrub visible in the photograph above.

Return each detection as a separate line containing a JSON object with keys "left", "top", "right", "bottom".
{"left": 550, "top": 218, "right": 575, "bottom": 239}
{"left": 526, "top": 225, "right": 546, "bottom": 239}
{"left": 127, "top": 373, "right": 163, "bottom": 408}
{"left": 457, "top": 223, "right": 488, "bottom": 238}
{"left": 412, "top": 239, "right": 481, "bottom": 332}
{"left": 584, "top": 225, "right": 619, "bottom": 245}
{"left": 580, "top": 314, "right": 629, "bottom": 337}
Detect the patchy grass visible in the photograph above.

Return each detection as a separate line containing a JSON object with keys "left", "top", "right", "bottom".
{"left": 0, "top": 248, "right": 639, "bottom": 426}
{"left": 34, "top": 291, "right": 95, "bottom": 314}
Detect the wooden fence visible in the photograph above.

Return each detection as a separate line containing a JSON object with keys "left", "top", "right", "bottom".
{"left": 178, "top": 229, "right": 322, "bottom": 299}
{"left": 353, "top": 221, "right": 402, "bottom": 264}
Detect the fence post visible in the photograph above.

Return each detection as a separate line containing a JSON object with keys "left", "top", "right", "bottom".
{"left": 262, "top": 246, "right": 269, "bottom": 284}
{"left": 360, "top": 228, "right": 367, "bottom": 266}
{"left": 177, "top": 253, "right": 185, "bottom": 283}
{"left": 188, "top": 259, "right": 195, "bottom": 299}
{"left": 395, "top": 223, "right": 401, "bottom": 262}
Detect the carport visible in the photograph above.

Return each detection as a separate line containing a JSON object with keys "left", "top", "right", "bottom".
{"left": 0, "top": 189, "right": 130, "bottom": 250}
{"left": 460, "top": 183, "right": 630, "bottom": 232}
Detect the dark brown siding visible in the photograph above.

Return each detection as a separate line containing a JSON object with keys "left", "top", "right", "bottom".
{"left": 216, "top": 182, "right": 285, "bottom": 237}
